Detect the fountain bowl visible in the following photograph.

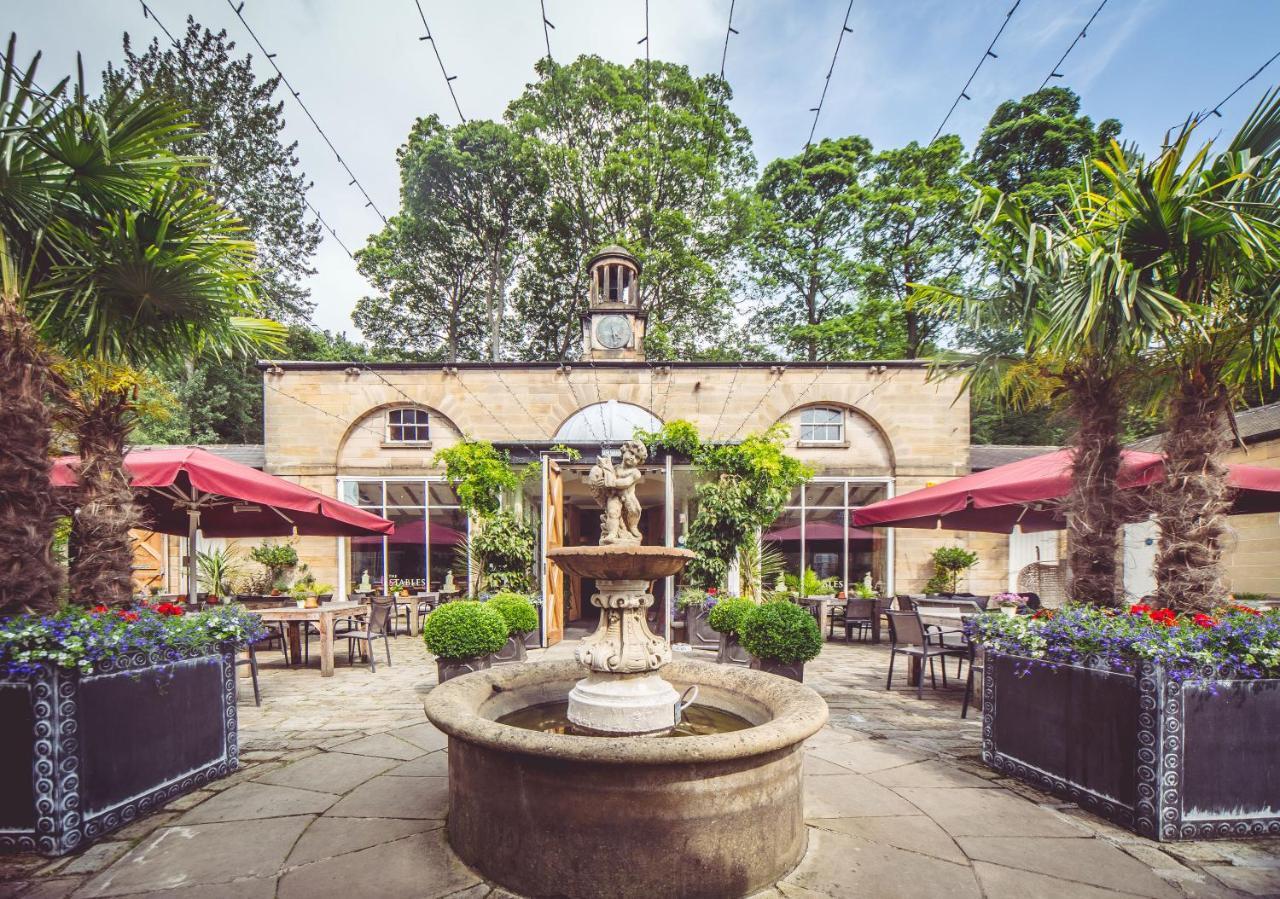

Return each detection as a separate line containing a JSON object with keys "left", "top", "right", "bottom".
{"left": 425, "top": 658, "right": 828, "bottom": 899}
{"left": 546, "top": 544, "right": 695, "bottom": 581}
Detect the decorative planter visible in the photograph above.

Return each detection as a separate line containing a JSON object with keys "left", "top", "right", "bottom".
{"left": 685, "top": 604, "right": 718, "bottom": 650}
{"left": 436, "top": 654, "right": 493, "bottom": 683}
{"left": 716, "top": 633, "right": 750, "bottom": 666}
{"left": 493, "top": 635, "right": 529, "bottom": 664}
{"left": 983, "top": 650, "right": 1280, "bottom": 840}
{"left": 749, "top": 657, "right": 805, "bottom": 682}
{"left": 523, "top": 604, "right": 545, "bottom": 649}
{"left": 0, "top": 648, "right": 238, "bottom": 856}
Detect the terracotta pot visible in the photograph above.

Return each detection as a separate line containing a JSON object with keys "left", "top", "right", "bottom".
{"left": 304, "top": 595, "right": 320, "bottom": 609}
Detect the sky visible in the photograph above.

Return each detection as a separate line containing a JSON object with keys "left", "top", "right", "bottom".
{"left": 10, "top": 0, "right": 1280, "bottom": 337}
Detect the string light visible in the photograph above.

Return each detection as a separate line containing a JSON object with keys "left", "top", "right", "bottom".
{"left": 412, "top": 0, "right": 466, "bottom": 123}
{"left": 930, "top": 0, "right": 1023, "bottom": 144}
{"left": 803, "top": 0, "right": 855, "bottom": 156}
{"left": 223, "top": 0, "right": 389, "bottom": 223}
{"left": 710, "top": 364, "right": 743, "bottom": 440}
{"left": 1039, "top": 0, "right": 1109, "bottom": 90}
{"left": 1193, "top": 45, "right": 1280, "bottom": 124}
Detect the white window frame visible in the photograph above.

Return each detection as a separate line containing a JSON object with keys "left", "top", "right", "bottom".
{"left": 799, "top": 407, "right": 845, "bottom": 444}
{"left": 776, "top": 476, "right": 895, "bottom": 596}
{"left": 384, "top": 407, "right": 431, "bottom": 444}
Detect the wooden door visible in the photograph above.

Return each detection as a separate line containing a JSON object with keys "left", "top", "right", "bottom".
{"left": 131, "top": 530, "right": 166, "bottom": 593}
{"left": 543, "top": 459, "right": 565, "bottom": 645}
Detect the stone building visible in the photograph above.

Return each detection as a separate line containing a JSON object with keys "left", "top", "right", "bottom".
{"left": 250, "top": 246, "right": 973, "bottom": 644}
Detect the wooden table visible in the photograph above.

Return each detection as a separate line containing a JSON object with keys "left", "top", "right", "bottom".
{"left": 254, "top": 602, "right": 369, "bottom": 677}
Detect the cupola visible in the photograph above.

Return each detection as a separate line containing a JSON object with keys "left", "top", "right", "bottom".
{"left": 582, "top": 246, "right": 646, "bottom": 361}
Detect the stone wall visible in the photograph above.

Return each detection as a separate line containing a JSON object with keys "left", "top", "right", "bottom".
{"left": 1223, "top": 438, "right": 1280, "bottom": 596}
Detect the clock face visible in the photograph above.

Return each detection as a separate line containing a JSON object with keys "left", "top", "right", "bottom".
{"left": 595, "top": 314, "right": 631, "bottom": 349}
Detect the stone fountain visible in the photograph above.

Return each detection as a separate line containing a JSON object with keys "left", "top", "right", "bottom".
{"left": 425, "top": 438, "right": 828, "bottom": 898}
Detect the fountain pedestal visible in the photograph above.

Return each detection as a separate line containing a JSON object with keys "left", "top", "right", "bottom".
{"left": 569, "top": 577, "right": 678, "bottom": 734}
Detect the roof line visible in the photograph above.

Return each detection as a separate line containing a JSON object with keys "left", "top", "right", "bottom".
{"left": 256, "top": 359, "right": 931, "bottom": 372}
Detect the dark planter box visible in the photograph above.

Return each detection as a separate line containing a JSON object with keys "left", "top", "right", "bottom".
{"left": 749, "top": 657, "right": 805, "bottom": 682}
{"left": 493, "top": 635, "right": 529, "bottom": 664}
{"left": 437, "top": 655, "right": 493, "bottom": 683}
{"left": 983, "top": 650, "right": 1280, "bottom": 841}
{"left": 685, "top": 605, "right": 718, "bottom": 650}
{"left": 0, "top": 649, "right": 238, "bottom": 857}
{"left": 524, "top": 605, "right": 544, "bottom": 649}
{"left": 716, "top": 633, "right": 750, "bottom": 666}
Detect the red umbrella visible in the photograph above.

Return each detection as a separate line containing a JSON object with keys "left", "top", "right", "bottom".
{"left": 763, "top": 521, "right": 879, "bottom": 542}
{"left": 851, "top": 448, "right": 1280, "bottom": 533}
{"left": 53, "top": 447, "right": 394, "bottom": 601}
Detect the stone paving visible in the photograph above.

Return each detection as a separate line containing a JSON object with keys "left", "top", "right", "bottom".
{"left": 4, "top": 632, "right": 1280, "bottom": 898}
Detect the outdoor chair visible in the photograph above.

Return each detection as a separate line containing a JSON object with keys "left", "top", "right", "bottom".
{"left": 234, "top": 640, "right": 263, "bottom": 706}
{"left": 840, "top": 598, "right": 878, "bottom": 642}
{"left": 416, "top": 592, "right": 440, "bottom": 626}
{"left": 884, "top": 610, "right": 967, "bottom": 699}
{"left": 961, "top": 643, "right": 984, "bottom": 719}
{"left": 345, "top": 596, "right": 394, "bottom": 672}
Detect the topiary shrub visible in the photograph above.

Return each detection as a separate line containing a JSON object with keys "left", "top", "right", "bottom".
{"left": 487, "top": 592, "right": 539, "bottom": 636}
{"left": 739, "top": 600, "right": 823, "bottom": 664}
{"left": 423, "top": 601, "right": 508, "bottom": 660}
{"left": 708, "top": 596, "right": 757, "bottom": 636}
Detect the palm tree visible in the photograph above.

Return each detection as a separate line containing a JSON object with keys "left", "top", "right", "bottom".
{"left": 1089, "top": 91, "right": 1280, "bottom": 612}
{"left": 920, "top": 174, "right": 1185, "bottom": 606}
{"left": 0, "top": 37, "right": 281, "bottom": 609}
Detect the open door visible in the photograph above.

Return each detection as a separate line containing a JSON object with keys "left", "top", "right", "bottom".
{"left": 542, "top": 459, "right": 565, "bottom": 646}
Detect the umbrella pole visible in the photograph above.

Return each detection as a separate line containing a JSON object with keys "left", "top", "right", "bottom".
{"left": 187, "top": 509, "right": 200, "bottom": 605}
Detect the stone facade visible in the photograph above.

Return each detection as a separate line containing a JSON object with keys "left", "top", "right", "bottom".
{"left": 256, "top": 360, "right": 982, "bottom": 597}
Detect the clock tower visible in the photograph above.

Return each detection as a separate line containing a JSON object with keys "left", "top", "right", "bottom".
{"left": 581, "top": 246, "right": 646, "bottom": 361}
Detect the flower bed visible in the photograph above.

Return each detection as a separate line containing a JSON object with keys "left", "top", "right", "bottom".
{"left": 0, "top": 604, "right": 264, "bottom": 856}
{"left": 971, "top": 603, "right": 1280, "bottom": 840}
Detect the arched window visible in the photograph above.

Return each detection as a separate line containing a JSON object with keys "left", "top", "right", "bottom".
{"left": 799, "top": 407, "right": 844, "bottom": 443}
{"left": 554, "top": 400, "right": 660, "bottom": 443}
{"left": 385, "top": 407, "right": 430, "bottom": 443}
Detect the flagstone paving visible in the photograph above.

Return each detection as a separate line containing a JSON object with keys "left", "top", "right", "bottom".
{"left": 3, "top": 632, "right": 1280, "bottom": 898}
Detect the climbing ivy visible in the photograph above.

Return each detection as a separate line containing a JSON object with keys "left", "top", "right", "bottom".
{"left": 434, "top": 440, "right": 526, "bottom": 518}
{"left": 639, "top": 420, "right": 812, "bottom": 589}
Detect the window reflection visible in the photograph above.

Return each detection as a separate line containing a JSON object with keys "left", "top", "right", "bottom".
{"left": 766, "top": 481, "right": 889, "bottom": 596}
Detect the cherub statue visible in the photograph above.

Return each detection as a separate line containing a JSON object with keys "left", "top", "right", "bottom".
{"left": 587, "top": 439, "right": 647, "bottom": 546}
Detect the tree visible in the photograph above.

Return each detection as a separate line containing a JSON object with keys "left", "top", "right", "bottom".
{"left": 922, "top": 176, "right": 1184, "bottom": 606}
{"left": 354, "top": 214, "right": 487, "bottom": 362}
{"left": 748, "top": 137, "right": 871, "bottom": 361}
{"left": 103, "top": 19, "right": 321, "bottom": 322}
{"left": 1088, "top": 93, "right": 1280, "bottom": 612}
{"left": 860, "top": 136, "right": 973, "bottom": 358}
{"left": 506, "top": 56, "right": 755, "bottom": 359}
{"left": 970, "top": 87, "right": 1121, "bottom": 220}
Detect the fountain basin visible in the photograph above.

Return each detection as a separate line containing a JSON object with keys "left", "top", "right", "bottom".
{"left": 425, "top": 658, "right": 829, "bottom": 899}
{"left": 546, "top": 543, "right": 695, "bottom": 580}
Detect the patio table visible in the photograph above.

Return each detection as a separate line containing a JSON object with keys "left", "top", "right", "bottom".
{"left": 254, "top": 602, "right": 369, "bottom": 677}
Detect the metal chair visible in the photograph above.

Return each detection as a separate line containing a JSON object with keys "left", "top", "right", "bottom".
{"left": 961, "top": 643, "right": 985, "bottom": 719}
{"left": 345, "top": 596, "right": 394, "bottom": 672}
{"left": 841, "top": 598, "right": 878, "bottom": 642}
{"left": 884, "top": 610, "right": 967, "bottom": 699}
{"left": 234, "top": 641, "right": 262, "bottom": 706}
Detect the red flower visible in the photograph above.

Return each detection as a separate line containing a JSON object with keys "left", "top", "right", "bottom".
{"left": 91, "top": 604, "right": 109, "bottom": 614}
{"left": 116, "top": 610, "right": 140, "bottom": 622}
{"left": 1229, "top": 604, "right": 1263, "bottom": 617}
{"left": 706, "top": 587, "right": 718, "bottom": 596}
{"left": 1128, "top": 603, "right": 1152, "bottom": 616}
{"left": 1192, "top": 613, "right": 1217, "bottom": 629}
{"left": 1149, "top": 608, "right": 1177, "bottom": 626}
{"left": 1032, "top": 608, "right": 1055, "bottom": 620}
{"left": 155, "top": 602, "right": 185, "bottom": 617}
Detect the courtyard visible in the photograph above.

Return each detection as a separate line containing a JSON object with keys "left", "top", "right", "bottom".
{"left": 3, "top": 634, "right": 1278, "bottom": 899}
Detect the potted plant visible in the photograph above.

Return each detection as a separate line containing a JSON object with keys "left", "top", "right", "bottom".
{"left": 197, "top": 547, "right": 242, "bottom": 606}
{"left": 923, "top": 546, "right": 979, "bottom": 594}
{"left": 971, "top": 603, "right": 1280, "bottom": 841}
{"left": 423, "top": 600, "right": 508, "bottom": 682}
{"left": 739, "top": 599, "right": 823, "bottom": 682}
{"left": 679, "top": 587, "right": 720, "bottom": 650}
{"left": 708, "top": 596, "right": 757, "bottom": 666}
{"left": 487, "top": 592, "right": 539, "bottom": 663}
{"left": 0, "top": 604, "right": 264, "bottom": 856}
{"left": 989, "top": 592, "right": 1022, "bottom": 617}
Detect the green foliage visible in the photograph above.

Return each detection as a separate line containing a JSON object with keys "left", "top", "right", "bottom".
{"left": 635, "top": 420, "right": 702, "bottom": 458}
{"left": 850, "top": 580, "right": 877, "bottom": 600}
{"left": 103, "top": 20, "right": 321, "bottom": 322}
{"left": 650, "top": 422, "right": 811, "bottom": 588}
{"left": 486, "top": 592, "right": 539, "bottom": 635}
{"left": 249, "top": 542, "right": 298, "bottom": 579}
{"left": 677, "top": 587, "right": 714, "bottom": 610}
{"left": 739, "top": 600, "right": 823, "bottom": 664}
{"left": 468, "top": 511, "right": 536, "bottom": 592}
{"left": 708, "top": 596, "right": 757, "bottom": 636}
{"left": 435, "top": 441, "right": 525, "bottom": 517}
{"left": 925, "top": 546, "right": 979, "bottom": 594}
{"left": 422, "top": 600, "right": 509, "bottom": 660}
{"left": 197, "top": 547, "right": 242, "bottom": 596}
{"left": 738, "top": 541, "right": 785, "bottom": 603}
{"left": 969, "top": 86, "right": 1121, "bottom": 221}
{"left": 783, "top": 568, "right": 841, "bottom": 597}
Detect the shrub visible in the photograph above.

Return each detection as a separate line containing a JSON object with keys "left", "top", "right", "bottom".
{"left": 924, "top": 546, "right": 978, "bottom": 593}
{"left": 423, "top": 601, "right": 508, "bottom": 660}
{"left": 708, "top": 596, "right": 756, "bottom": 635}
{"left": 487, "top": 592, "right": 539, "bottom": 636}
{"left": 678, "top": 587, "right": 719, "bottom": 610}
{"left": 739, "top": 600, "right": 823, "bottom": 664}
